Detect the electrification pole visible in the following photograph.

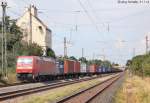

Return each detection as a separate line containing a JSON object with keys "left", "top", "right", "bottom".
{"left": 133, "top": 48, "right": 135, "bottom": 57}
{"left": 64, "top": 37, "right": 67, "bottom": 58}
{"left": 102, "top": 48, "right": 105, "bottom": 61}
{"left": 29, "top": 5, "right": 32, "bottom": 44}
{"left": 92, "top": 53, "right": 95, "bottom": 60}
{"left": 1, "top": 2, "right": 4, "bottom": 77}
{"left": 1, "top": 1, "right": 7, "bottom": 78}
{"left": 82, "top": 48, "right": 84, "bottom": 58}
{"left": 146, "top": 35, "right": 148, "bottom": 54}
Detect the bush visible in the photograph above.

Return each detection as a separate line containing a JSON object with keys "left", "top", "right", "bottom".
{"left": 127, "top": 54, "right": 150, "bottom": 76}
{"left": 17, "top": 42, "right": 43, "bottom": 56}
{"left": 46, "top": 48, "right": 56, "bottom": 58}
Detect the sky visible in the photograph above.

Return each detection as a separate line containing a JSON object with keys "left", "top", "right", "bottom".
{"left": 1, "top": 0, "right": 150, "bottom": 65}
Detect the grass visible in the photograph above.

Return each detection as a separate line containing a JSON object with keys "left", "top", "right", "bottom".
{"left": 0, "top": 68, "right": 18, "bottom": 85}
{"left": 22, "top": 76, "right": 113, "bottom": 103}
{"left": 113, "top": 73, "right": 150, "bottom": 103}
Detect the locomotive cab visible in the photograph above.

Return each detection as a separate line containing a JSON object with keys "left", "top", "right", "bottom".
{"left": 16, "top": 56, "right": 34, "bottom": 81}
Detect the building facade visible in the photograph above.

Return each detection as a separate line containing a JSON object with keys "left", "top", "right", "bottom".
{"left": 16, "top": 5, "right": 52, "bottom": 52}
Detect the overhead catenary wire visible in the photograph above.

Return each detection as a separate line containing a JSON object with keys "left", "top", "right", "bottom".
{"left": 8, "top": 9, "right": 21, "bottom": 17}
{"left": 21, "top": 0, "right": 29, "bottom": 5}
{"left": 86, "top": 0, "right": 105, "bottom": 27}
{"left": 77, "top": 0, "right": 101, "bottom": 35}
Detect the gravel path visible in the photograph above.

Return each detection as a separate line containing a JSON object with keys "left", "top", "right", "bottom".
{"left": 89, "top": 73, "right": 125, "bottom": 103}
{"left": 58, "top": 74, "right": 121, "bottom": 103}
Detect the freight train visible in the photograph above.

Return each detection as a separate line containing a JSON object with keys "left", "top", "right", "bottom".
{"left": 16, "top": 56, "right": 122, "bottom": 81}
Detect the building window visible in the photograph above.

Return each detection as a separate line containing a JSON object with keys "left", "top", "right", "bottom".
{"left": 38, "top": 26, "right": 43, "bottom": 34}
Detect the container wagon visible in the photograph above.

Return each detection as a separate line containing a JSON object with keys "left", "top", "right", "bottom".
{"left": 56, "top": 60, "right": 64, "bottom": 74}
{"left": 74, "top": 61, "right": 80, "bottom": 73}
{"left": 64, "top": 59, "right": 75, "bottom": 74}
{"left": 80, "top": 63, "right": 87, "bottom": 73}
{"left": 88, "top": 64, "right": 97, "bottom": 73}
{"left": 97, "top": 66, "right": 102, "bottom": 73}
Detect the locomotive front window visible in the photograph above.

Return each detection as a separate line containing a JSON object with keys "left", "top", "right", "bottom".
{"left": 17, "top": 58, "right": 33, "bottom": 64}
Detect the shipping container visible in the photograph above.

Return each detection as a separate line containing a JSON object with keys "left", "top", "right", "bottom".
{"left": 80, "top": 63, "right": 87, "bottom": 73}
{"left": 64, "top": 59, "right": 75, "bottom": 74}
{"left": 107, "top": 68, "right": 111, "bottom": 72}
{"left": 101, "top": 66, "right": 108, "bottom": 73}
{"left": 56, "top": 60, "right": 64, "bottom": 74}
{"left": 74, "top": 61, "right": 80, "bottom": 73}
{"left": 88, "top": 64, "right": 97, "bottom": 73}
{"left": 97, "top": 66, "right": 102, "bottom": 73}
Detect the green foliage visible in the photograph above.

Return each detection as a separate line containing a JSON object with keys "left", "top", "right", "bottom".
{"left": 0, "top": 17, "right": 23, "bottom": 75}
{"left": 101, "top": 60, "right": 112, "bottom": 68}
{"left": 87, "top": 59, "right": 112, "bottom": 68}
{"left": 69, "top": 56, "right": 77, "bottom": 61}
{"left": 126, "top": 60, "right": 132, "bottom": 66}
{"left": 79, "top": 57, "right": 88, "bottom": 63}
{"left": 0, "top": 17, "right": 45, "bottom": 78}
{"left": 46, "top": 48, "right": 56, "bottom": 58}
{"left": 127, "top": 54, "right": 150, "bottom": 76}
{"left": 112, "top": 62, "right": 119, "bottom": 66}
{"left": 17, "top": 42, "right": 43, "bottom": 56}
{"left": 7, "top": 21, "right": 23, "bottom": 50}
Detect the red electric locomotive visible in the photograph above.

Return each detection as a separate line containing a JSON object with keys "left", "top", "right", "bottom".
{"left": 16, "top": 56, "right": 58, "bottom": 81}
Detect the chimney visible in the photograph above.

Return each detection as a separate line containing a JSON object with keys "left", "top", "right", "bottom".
{"left": 30, "top": 5, "right": 38, "bottom": 17}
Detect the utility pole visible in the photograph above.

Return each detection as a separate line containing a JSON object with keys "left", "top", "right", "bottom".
{"left": 1, "top": 2, "right": 4, "bottom": 76}
{"left": 64, "top": 37, "right": 67, "bottom": 57}
{"left": 82, "top": 48, "right": 84, "bottom": 58}
{"left": 146, "top": 35, "right": 148, "bottom": 54}
{"left": 92, "top": 53, "right": 95, "bottom": 60}
{"left": 102, "top": 48, "right": 105, "bottom": 61}
{"left": 133, "top": 48, "right": 135, "bottom": 57}
{"left": 1, "top": 1, "right": 7, "bottom": 78}
{"left": 29, "top": 5, "right": 32, "bottom": 44}
{"left": 107, "top": 23, "right": 110, "bottom": 32}
{"left": 142, "top": 35, "right": 149, "bottom": 79}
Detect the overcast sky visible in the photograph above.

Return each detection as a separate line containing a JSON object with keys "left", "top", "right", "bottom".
{"left": 1, "top": 0, "right": 150, "bottom": 65}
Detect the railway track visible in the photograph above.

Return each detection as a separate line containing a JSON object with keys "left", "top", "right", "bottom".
{"left": 0, "top": 73, "right": 112, "bottom": 88}
{"left": 56, "top": 73, "right": 123, "bottom": 103}
{"left": 0, "top": 73, "right": 117, "bottom": 101}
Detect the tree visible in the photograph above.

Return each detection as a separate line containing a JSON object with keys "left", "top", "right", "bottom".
{"left": 46, "top": 48, "right": 56, "bottom": 58}
{"left": 127, "top": 54, "right": 150, "bottom": 76}
{"left": 0, "top": 16, "right": 23, "bottom": 51}
{"left": 101, "top": 60, "right": 112, "bottom": 68}
{"left": 87, "top": 59, "right": 102, "bottom": 66}
{"left": 69, "top": 56, "right": 77, "bottom": 61}
{"left": 79, "top": 57, "right": 87, "bottom": 63}
{"left": 0, "top": 17, "right": 22, "bottom": 67}
{"left": 126, "top": 60, "right": 132, "bottom": 66}
{"left": 7, "top": 21, "right": 23, "bottom": 51}
{"left": 18, "top": 43, "right": 43, "bottom": 56}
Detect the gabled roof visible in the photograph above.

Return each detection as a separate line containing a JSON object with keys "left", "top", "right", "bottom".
{"left": 33, "top": 16, "right": 52, "bottom": 32}
{"left": 17, "top": 9, "right": 52, "bottom": 32}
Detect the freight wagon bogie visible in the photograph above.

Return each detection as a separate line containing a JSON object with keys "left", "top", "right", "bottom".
{"left": 17, "top": 73, "right": 33, "bottom": 81}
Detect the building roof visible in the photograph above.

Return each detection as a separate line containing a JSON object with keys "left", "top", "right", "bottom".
{"left": 17, "top": 8, "right": 52, "bottom": 33}
{"left": 33, "top": 16, "right": 52, "bottom": 32}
